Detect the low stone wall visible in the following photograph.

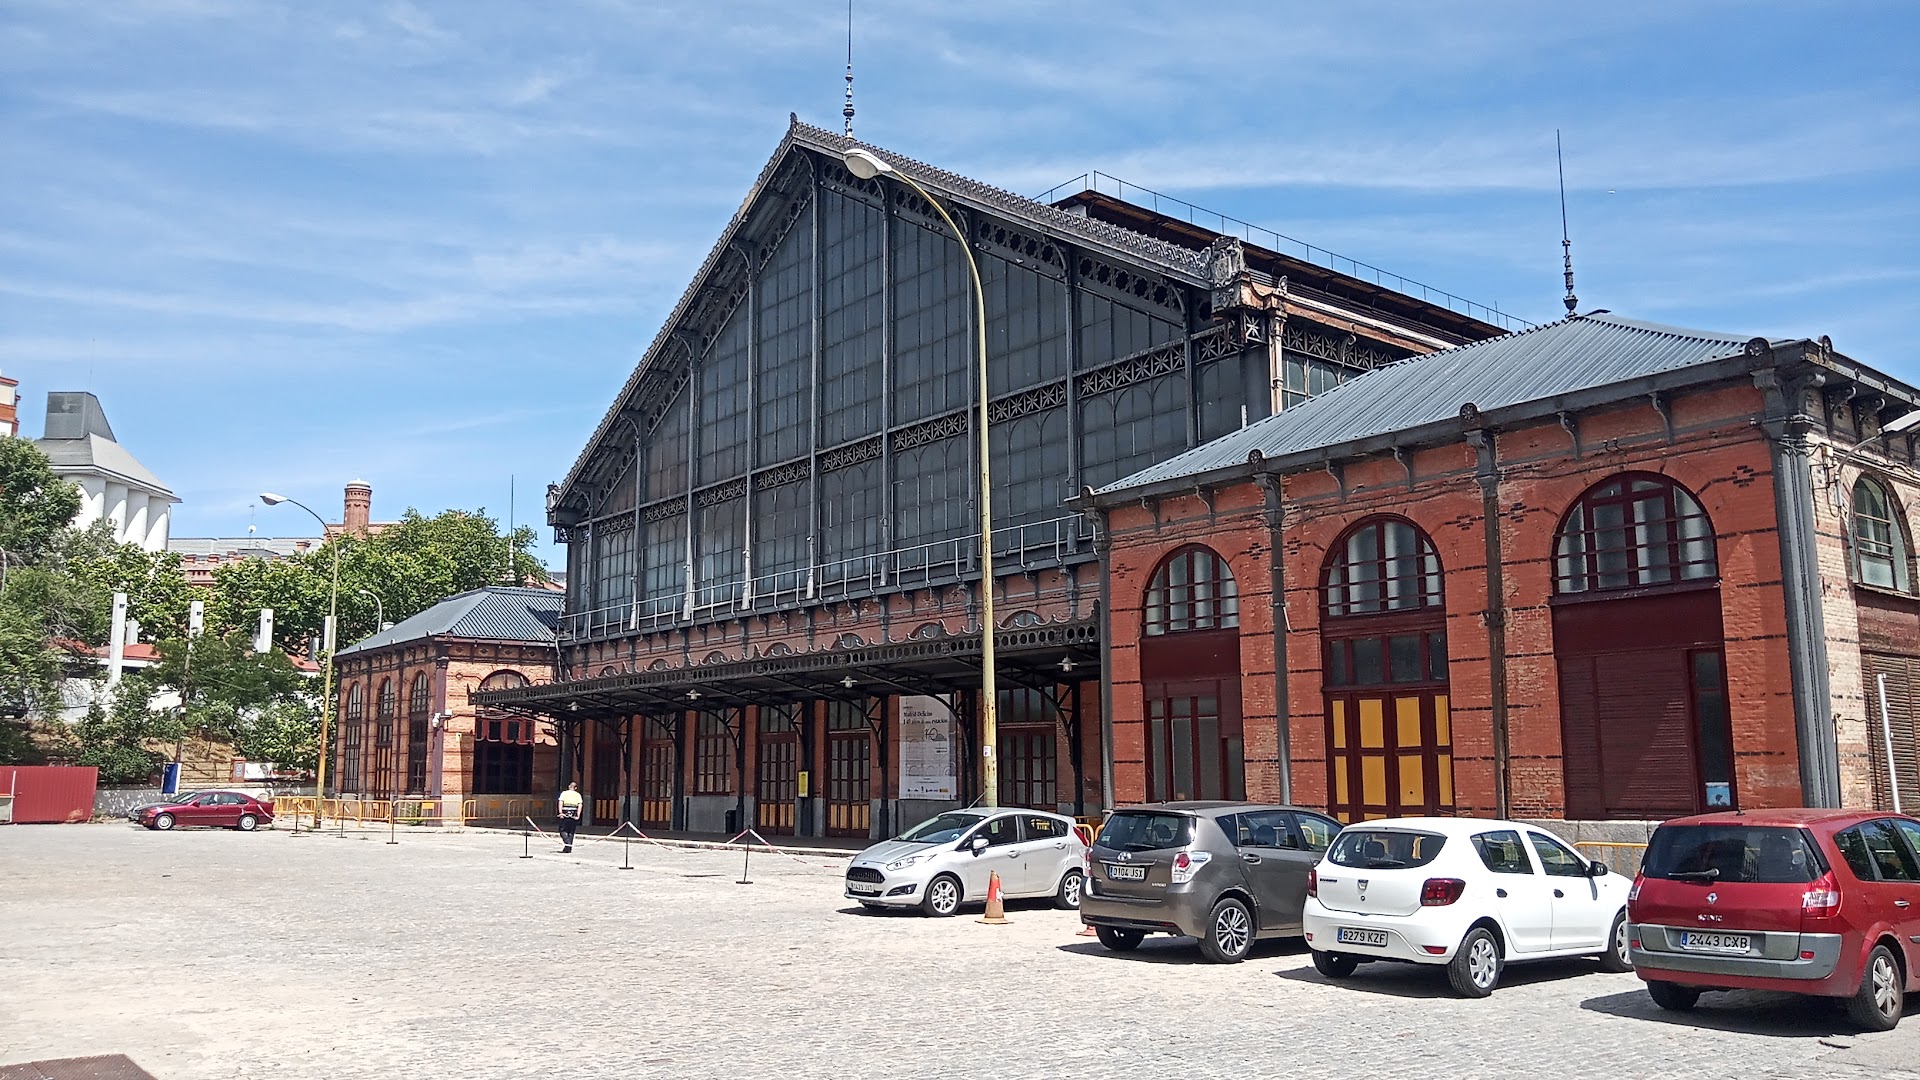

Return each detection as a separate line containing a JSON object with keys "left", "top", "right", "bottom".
{"left": 92, "top": 786, "right": 163, "bottom": 820}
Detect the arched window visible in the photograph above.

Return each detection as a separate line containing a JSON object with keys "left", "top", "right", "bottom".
{"left": 406, "top": 673, "right": 432, "bottom": 793}
{"left": 1144, "top": 545, "right": 1239, "bottom": 635}
{"left": 1554, "top": 473, "right": 1716, "bottom": 594}
{"left": 1853, "top": 476, "right": 1913, "bottom": 593}
{"left": 340, "top": 683, "right": 365, "bottom": 793}
{"left": 1323, "top": 517, "right": 1442, "bottom": 618}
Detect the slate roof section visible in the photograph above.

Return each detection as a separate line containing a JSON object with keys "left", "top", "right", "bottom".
{"left": 1092, "top": 313, "right": 1778, "bottom": 497}
{"left": 335, "top": 586, "right": 562, "bottom": 657}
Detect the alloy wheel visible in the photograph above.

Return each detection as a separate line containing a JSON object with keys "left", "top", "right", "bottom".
{"left": 1469, "top": 936, "right": 1499, "bottom": 989}
{"left": 1062, "top": 874, "right": 1081, "bottom": 907}
{"left": 1215, "top": 904, "right": 1251, "bottom": 957}
{"left": 929, "top": 878, "right": 959, "bottom": 916}
{"left": 1871, "top": 954, "right": 1899, "bottom": 1019}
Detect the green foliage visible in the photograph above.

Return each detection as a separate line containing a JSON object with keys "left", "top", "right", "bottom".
{"left": 70, "top": 676, "right": 184, "bottom": 784}
{"left": 55, "top": 523, "right": 194, "bottom": 644}
{"left": 0, "top": 438, "right": 82, "bottom": 561}
{"left": 155, "top": 634, "right": 319, "bottom": 768}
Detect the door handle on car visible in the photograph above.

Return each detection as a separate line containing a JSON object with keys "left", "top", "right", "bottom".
{"left": 1897, "top": 899, "right": 1912, "bottom": 908}
{"left": 1554, "top": 889, "right": 1565, "bottom": 898}
{"left": 1496, "top": 888, "right": 1508, "bottom": 898}
{"left": 1241, "top": 853, "right": 1262, "bottom": 864}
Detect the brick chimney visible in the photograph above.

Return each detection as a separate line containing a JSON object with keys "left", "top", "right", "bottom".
{"left": 343, "top": 480, "right": 372, "bottom": 537}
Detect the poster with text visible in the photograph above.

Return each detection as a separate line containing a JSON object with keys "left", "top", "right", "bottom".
{"left": 898, "top": 695, "right": 956, "bottom": 800}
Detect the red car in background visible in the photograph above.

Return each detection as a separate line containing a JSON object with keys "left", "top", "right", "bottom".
{"left": 1628, "top": 808, "right": 1920, "bottom": 1031}
{"left": 129, "top": 790, "right": 275, "bottom": 832}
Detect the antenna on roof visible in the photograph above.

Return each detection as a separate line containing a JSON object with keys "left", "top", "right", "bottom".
{"left": 842, "top": 0, "right": 856, "bottom": 138}
{"left": 1557, "top": 130, "right": 1578, "bottom": 316}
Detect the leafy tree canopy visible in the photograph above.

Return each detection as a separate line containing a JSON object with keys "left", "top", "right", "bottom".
{"left": 0, "top": 438, "right": 81, "bottom": 562}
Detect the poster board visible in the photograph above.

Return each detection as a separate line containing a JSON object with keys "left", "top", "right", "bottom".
{"left": 898, "top": 695, "right": 956, "bottom": 800}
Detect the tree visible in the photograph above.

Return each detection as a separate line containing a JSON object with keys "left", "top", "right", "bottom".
{"left": 0, "top": 439, "right": 81, "bottom": 564}
{"left": 69, "top": 674, "right": 184, "bottom": 784}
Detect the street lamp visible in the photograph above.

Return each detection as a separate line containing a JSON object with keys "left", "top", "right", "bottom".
{"left": 261, "top": 491, "right": 341, "bottom": 799}
{"left": 843, "top": 146, "right": 1002, "bottom": 807}
{"left": 357, "top": 588, "right": 392, "bottom": 632}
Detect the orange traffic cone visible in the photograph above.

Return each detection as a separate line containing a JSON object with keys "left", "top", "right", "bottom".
{"left": 978, "top": 870, "right": 1009, "bottom": 925}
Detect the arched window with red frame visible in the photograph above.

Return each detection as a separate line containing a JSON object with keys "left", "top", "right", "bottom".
{"left": 1144, "top": 545, "right": 1239, "bottom": 636}
{"left": 340, "top": 682, "right": 364, "bottom": 793}
{"left": 472, "top": 670, "right": 535, "bottom": 795}
{"left": 1553, "top": 472, "right": 1717, "bottom": 595}
{"left": 406, "top": 672, "right": 431, "bottom": 794}
{"left": 1323, "top": 516, "right": 1443, "bottom": 618}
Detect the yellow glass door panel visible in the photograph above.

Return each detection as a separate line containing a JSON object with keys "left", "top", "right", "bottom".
{"left": 1361, "top": 756, "right": 1387, "bottom": 806}
{"left": 1434, "top": 695, "right": 1451, "bottom": 745}
{"left": 1331, "top": 700, "right": 1347, "bottom": 749}
{"left": 1398, "top": 753, "right": 1425, "bottom": 805}
{"left": 1437, "top": 753, "right": 1454, "bottom": 806}
{"left": 1359, "top": 699, "right": 1385, "bottom": 748}
{"left": 1396, "top": 697, "right": 1424, "bottom": 748}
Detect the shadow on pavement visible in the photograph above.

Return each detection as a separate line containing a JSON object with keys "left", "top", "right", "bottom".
{"left": 838, "top": 898, "right": 1065, "bottom": 917}
{"left": 1580, "top": 987, "right": 1907, "bottom": 1038}
{"left": 1272, "top": 956, "right": 1612, "bottom": 999}
{"left": 1056, "top": 936, "right": 1310, "bottom": 965}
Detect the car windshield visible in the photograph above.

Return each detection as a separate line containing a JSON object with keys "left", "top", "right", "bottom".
{"left": 897, "top": 813, "right": 983, "bottom": 844}
{"left": 164, "top": 792, "right": 203, "bottom": 805}
{"left": 1328, "top": 829, "right": 1446, "bottom": 869}
{"left": 1096, "top": 812, "right": 1192, "bottom": 853}
{"left": 1642, "top": 824, "right": 1823, "bottom": 883}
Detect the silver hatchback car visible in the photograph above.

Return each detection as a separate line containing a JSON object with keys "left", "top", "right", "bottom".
{"left": 845, "top": 808, "right": 1088, "bottom": 916}
{"left": 1080, "top": 802, "right": 1340, "bottom": 962}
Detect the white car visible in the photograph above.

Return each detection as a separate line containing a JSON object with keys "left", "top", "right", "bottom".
{"left": 844, "top": 808, "right": 1088, "bottom": 916}
{"left": 1301, "top": 817, "right": 1633, "bottom": 996}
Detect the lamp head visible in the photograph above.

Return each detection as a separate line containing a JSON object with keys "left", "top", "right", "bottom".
{"left": 842, "top": 147, "right": 893, "bottom": 180}
{"left": 1885, "top": 410, "right": 1920, "bottom": 435}
{"left": 259, "top": 492, "right": 287, "bottom": 506}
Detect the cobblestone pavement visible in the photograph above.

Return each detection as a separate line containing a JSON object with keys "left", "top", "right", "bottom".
{"left": 2, "top": 824, "right": 1916, "bottom": 1080}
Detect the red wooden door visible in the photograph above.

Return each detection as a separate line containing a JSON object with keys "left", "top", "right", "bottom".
{"left": 826, "top": 731, "right": 870, "bottom": 837}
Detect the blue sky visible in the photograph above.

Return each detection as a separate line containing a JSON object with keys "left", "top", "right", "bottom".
{"left": 3, "top": 1, "right": 1915, "bottom": 568}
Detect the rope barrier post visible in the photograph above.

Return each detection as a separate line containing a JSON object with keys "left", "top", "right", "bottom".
{"left": 620, "top": 834, "right": 633, "bottom": 871}
{"left": 338, "top": 807, "right": 346, "bottom": 837}
{"left": 387, "top": 812, "right": 398, "bottom": 846}
{"left": 520, "top": 825, "right": 532, "bottom": 859}
{"left": 737, "top": 842, "right": 753, "bottom": 885}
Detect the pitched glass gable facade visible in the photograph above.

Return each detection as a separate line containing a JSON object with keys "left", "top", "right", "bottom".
{"left": 558, "top": 140, "right": 1388, "bottom": 636}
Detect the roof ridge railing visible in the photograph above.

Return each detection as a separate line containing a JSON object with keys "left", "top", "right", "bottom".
{"left": 1033, "top": 171, "right": 1534, "bottom": 334}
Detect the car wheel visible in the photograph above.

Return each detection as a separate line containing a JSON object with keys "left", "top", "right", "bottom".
{"left": 1199, "top": 897, "right": 1254, "bottom": 964}
{"left": 1597, "top": 910, "right": 1633, "bottom": 973}
{"left": 921, "top": 874, "right": 962, "bottom": 918}
{"left": 1312, "top": 950, "right": 1360, "bottom": 979}
{"left": 1095, "top": 926, "right": 1144, "bottom": 952}
{"left": 237, "top": 814, "right": 259, "bottom": 832}
{"left": 1846, "top": 944, "right": 1905, "bottom": 1033}
{"left": 1053, "top": 869, "right": 1084, "bottom": 910}
{"left": 1646, "top": 980, "right": 1700, "bottom": 1012}
{"left": 1447, "top": 927, "right": 1503, "bottom": 997}
{"left": 153, "top": 813, "right": 175, "bottom": 832}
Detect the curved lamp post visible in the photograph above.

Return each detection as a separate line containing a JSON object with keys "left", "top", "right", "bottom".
{"left": 357, "top": 587, "right": 392, "bottom": 632}
{"left": 843, "top": 146, "right": 1001, "bottom": 807}
{"left": 261, "top": 492, "right": 340, "bottom": 798}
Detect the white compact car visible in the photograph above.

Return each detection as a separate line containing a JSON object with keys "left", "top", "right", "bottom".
{"left": 844, "top": 808, "right": 1088, "bottom": 916}
{"left": 1301, "top": 817, "right": 1633, "bottom": 996}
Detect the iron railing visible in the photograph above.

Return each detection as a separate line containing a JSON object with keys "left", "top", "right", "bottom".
{"left": 1033, "top": 171, "right": 1534, "bottom": 334}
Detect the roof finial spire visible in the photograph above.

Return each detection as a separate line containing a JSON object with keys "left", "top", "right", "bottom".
{"left": 1557, "top": 129, "right": 1578, "bottom": 316}
{"left": 842, "top": 0, "right": 855, "bottom": 138}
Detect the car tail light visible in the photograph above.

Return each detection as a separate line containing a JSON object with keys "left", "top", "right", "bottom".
{"left": 1420, "top": 878, "right": 1466, "bottom": 906}
{"left": 1170, "top": 850, "right": 1211, "bottom": 885}
{"left": 1627, "top": 874, "right": 1644, "bottom": 904}
{"left": 1421, "top": 945, "right": 1448, "bottom": 955}
{"left": 1307, "top": 867, "right": 1318, "bottom": 899}
{"left": 1802, "top": 871, "right": 1841, "bottom": 920}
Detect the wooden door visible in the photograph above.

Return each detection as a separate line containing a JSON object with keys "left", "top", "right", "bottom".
{"left": 826, "top": 730, "right": 870, "bottom": 837}
{"left": 640, "top": 735, "right": 675, "bottom": 828}
{"left": 756, "top": 728, "right": 798, "bottom": 833}
{"left": 1326, "top": 690, "right": 1454, "bottom": 822}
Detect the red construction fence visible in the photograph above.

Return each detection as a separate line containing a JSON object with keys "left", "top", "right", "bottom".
{"left": 0, "top": 766, "right": 99, "bottom": 824}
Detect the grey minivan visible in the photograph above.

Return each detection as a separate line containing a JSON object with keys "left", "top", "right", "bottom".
{"left": 1079, "top": 802, "right": 1340, "bottom": 963}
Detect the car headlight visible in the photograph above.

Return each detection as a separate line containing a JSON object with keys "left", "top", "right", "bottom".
{"left": 885, "top": 855, "right": 928, "bottom": 872}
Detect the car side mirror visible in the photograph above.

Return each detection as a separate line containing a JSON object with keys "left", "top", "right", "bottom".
{"left": 1588, "top": 860, "right": 1609, "bottom": 878}
{"left": 970, "top": 836, "right": 990, "bottom": 856}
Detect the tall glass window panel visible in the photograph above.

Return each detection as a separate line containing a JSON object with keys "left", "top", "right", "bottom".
{"left": 892, "top": 437, "right": 969, "bottom": 566}
{"left": 1079, "top": 372, "right": 1189, "bottom": 490}
{"left": 644, "top": 386, "right": 689, "bottom": 502}
{"left": 640, "top": 513, "right": 687, "bottom": 617}
{"left": 819, "top": 459, "right": 882, "bottom": 583}
{"left": 1197, "top": 351, "right": 1257, "bottom": 443}
{"left": 983, "top": 254, "right": 1068, "bottom": 397}
{"left": 819, "top": 192, "right": 884, "bottom": 446}
{"left": 755, "top": 220, "right": 813, "bottom": 467}
{"left": 990, "top": 407, "right": 1069, "bottom": 532}
{"left": 698, "top": 307, "right": 751, "bottom": 486}
{"left": 1853, "top": 477, "right": 1912, "bottom": 593}
{"left": 593, "top": 522, "right": 635, "bottom": 613}
{"left": 891, "top": 216, "right": 969, "bottom": 424}
{"left": 751, "top": 478, "right": 810, "bottom": 602}
{"left": 1076, "top": 293, "right": 1181, "bottom": 372}
{"left": 695, "top": 496, "right": 745, "bottom": 609}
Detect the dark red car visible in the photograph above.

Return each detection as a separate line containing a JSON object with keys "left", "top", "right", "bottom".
{"left": 1627, "top": 808, "right": 1920, "bottom": 1031}
{"left": 131, "top": 790, "right": 275, "bottom": 832}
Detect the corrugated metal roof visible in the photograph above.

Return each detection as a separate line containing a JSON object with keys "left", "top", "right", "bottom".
{"left": 335, "top": 586, "right": 561, "bottom": 657}
{"left": 1095, "top": 313, "right": 1771, "bottom": 496}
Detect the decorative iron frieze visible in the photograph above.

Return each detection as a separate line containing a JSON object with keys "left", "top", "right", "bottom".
{"left": 1194, "top": 325, "right": 1238, "bottom": 363}
{"left": 987, "top": 380, "right": 1068, "bottom": 424}
{"left": 593, "top": 515, "right": 636, "bottom": 536}
{"left": 819, "top": 436, "right": 884, "bottom": 472}
{"left": 977, "top": 220, "right": 1067, "bottom": 275}
{"left": 695, "top": 478, "right": 749, "bottom": 507}
{"left": 755, "top": 459, "right": 811, "bottom": 490}
{"left": 1074, "top": 254, "right": 1184, "bottom": 317}
{"left": 642, "top": 496, "right": 688, "bottom": 524}
{"left": 891, "top": 412, "right": 969, "bottom": 452}
{"left": 1077, "top": 341, "right": 1184, "bottom": 396}
{"left": 1281, "top": 321, "right": 1400, "bottom": 371}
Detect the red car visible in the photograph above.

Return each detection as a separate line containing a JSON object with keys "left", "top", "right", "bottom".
{"left": 1627, "top": 808, "right": 1920, "bottom": 1031}
{"left": 131, "top": 790, "right": 275, "bottom": 833}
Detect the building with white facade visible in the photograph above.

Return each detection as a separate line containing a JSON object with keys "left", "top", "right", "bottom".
{"left": 35, "top": 392, "right": 178, "bottom": 552}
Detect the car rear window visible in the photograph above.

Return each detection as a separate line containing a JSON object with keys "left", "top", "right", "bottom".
{"left": 1328, "top": 829, "right": 1445, "bottom": 869}
{"left": 1097, "top": 812, "right": 1192, "bottom": 852}
{"left": 1642, "top": 825, "right": 1823, "bottom": 884}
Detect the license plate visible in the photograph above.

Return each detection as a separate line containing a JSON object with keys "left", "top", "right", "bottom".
{"left": 1680, "top": 931, "right": 1751, "bottom": 953}
{"left": 1336, "top": 927, "right": 1388, "bottom": 947}
{"left": 1105, "top": 863, "right": 1147, "bottom": 881}
{"left": 846, "top": 883, "right": 881, "bottom": 896}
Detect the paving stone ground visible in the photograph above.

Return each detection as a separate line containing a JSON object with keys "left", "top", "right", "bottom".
{"left": 1, "top": 823, "right": 1915, "bottom": 1080}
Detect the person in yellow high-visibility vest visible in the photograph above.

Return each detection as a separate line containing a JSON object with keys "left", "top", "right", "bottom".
{"left": 557, "top": 782, "right": 584, "bottom": 852}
